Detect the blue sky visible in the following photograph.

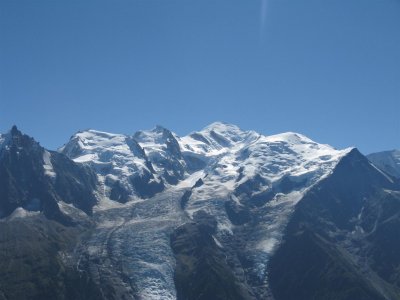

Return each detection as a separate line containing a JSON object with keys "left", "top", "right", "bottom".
{"left": 1, "top": 0, "right": 399, "bottom": 154}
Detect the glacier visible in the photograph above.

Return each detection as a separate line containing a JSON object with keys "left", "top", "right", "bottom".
{"left": 59, "top": 122, "right": 353, "bottom": 299}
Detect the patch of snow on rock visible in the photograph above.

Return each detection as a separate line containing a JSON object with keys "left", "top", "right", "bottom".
{"left": 43, "top": 150, "right": 56, "bottom": 178}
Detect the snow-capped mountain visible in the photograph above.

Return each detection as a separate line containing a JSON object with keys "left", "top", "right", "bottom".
{"left": 367, "top": 149, "right": 400, "bottom": 179}
{"left": 60, "top": 129, "right": 164, "bottom": 202}
{"left": 1, "top": 123, "right": 400, "bottom": 300}
{"left": 0, "top": 126, "right": 97, "bottom": 223}
{"left": 133, "top": 125, "right": 187, "bottom": 184}
{"left": 179, "top": 122, "right": 260, "bottom": 157}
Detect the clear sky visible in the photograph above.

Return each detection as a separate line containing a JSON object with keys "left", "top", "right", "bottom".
{"left": 1, "top": 0, "right": 399, "bottom": 154}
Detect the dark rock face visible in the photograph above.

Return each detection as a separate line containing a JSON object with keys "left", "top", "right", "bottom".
{"left": 129, "top": 172, "right": 164, "bottom": 198}
{"left": 180, "top": 178, "right": 204, "bottom": 210}
{"left": 269, "top": 149, "right": 400, "bottom": 300}
{"left": 51, "top": 151, "right": 98, "bottom": 214}
{"left": 234, "top": 174, "right": 306, "bottom": 208}
{"left": 109, "top": 180, "right": 130, "bottom": 203}
{"left": 234, "top": 175, "right": 272, "bottom": 207}
{"left": 269, "top": 229, "right": 386, "bottom": 300}
{"left": 180, "top": 190, "right": 192, "bottom": 210}
{"left": 224, "top": 200, "right": 251, "bottom": 226}
{"left": 171, "top": 211, "right": 253, "bottom": 300}
{"left": 0, "top": 127, "right": 97, "bottom": 223}
{"left": 0, "top": 216, "right": 103, "bottom": 300}
{"left": 0, "top": 129, "right": 110, "bottom": 300}
{"left": 182, "top": 154, "right": 207, "bottom": 172}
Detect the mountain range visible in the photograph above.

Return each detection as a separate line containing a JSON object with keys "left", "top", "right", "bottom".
{"left": 0, "top": 122, "right": 399, "bottom": 300}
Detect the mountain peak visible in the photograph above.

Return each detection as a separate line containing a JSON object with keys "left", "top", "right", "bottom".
{"left": 201, "top": 121, "right": 243, "bottom": 134}
{"left": 201, "top": 122, "right": 258, "bottom": 145}
{"left": 264, "top": 131, "right": 315, "bottom": 144}
{"left": 75, "top": 129, "right": 125, "bottom": 140}
{"left": 133, "top": 125, "right": 177, "bottom": 145}
{"left": 178, "top": 122, "right": 259, "bottom": 156}
{"left": 154, "top": 124, "right": 170, "bottom": 132}
{"left": 0, "top": 126, "right": 41, "bottom": 152}
{"left": 10, "top": 125, "right": 20, "bottom": 136}
{"left": 367, "top": 148, "right": 400, "bottom": 179}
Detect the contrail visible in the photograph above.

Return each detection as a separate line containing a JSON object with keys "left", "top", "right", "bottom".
{"left": 260, "top": 0, "right": 268, "bottom": 43}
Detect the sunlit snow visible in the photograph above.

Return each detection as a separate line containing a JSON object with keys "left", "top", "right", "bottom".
{"left": 43, "top": 150, "right": 56, "bottom": 178}
{"left": 60, "top": 122, "right": 353, "bottom": 299}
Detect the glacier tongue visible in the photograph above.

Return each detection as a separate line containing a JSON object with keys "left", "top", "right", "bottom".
{"left": 60, "top": 123, "right": 353, "bottom": 299}
{"left": 80, "top": 187, "right": 188, "bottom": 300}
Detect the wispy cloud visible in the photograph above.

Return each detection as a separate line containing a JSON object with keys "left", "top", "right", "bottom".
{"left": 260, "top": 0, "right": 269, "bottom": 43}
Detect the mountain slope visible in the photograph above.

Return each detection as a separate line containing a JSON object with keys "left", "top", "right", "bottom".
{"left": 1, "top": 123, "right": 400, "bottom": 300}
{"left": 269, "top": 149, "right": 400, "bottom": 300}
{"left": 134, "top": 125, "right": 188, "bottom": 184}
{"left": 60, "top": 129, "right": 164, "bottom": 202}
{"left": 367, "top": 149, "right": 400, "bottom": 179}
{"left": 56, "top": 122, "right": 355, "bottom": 299}
{"left": 0, "top": 127, "right": 103, "bottom": 300}
{"left": 0, "top": 126, "right": 97, "bottom": 223}
{"left": 0, "top": 216, "right": 103, "bottom": 300}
